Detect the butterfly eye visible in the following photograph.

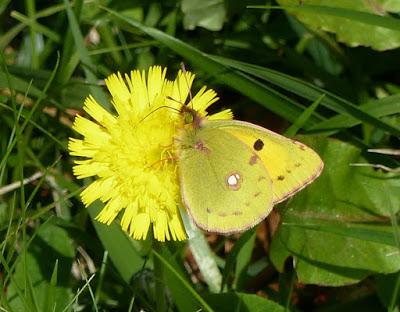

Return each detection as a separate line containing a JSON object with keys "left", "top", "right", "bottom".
{"left": 253, "top": 139, "right": 264, "bottom": 151}
{"left": 184, "top": 112, "right": 194, "bottom": 124}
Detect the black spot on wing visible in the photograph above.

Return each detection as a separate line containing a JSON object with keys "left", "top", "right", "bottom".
{"left": 253, "top": 139, "right": 264, "bottom": 151}
{"left": 277, "top": 175, "right": 285, "bottom": 181}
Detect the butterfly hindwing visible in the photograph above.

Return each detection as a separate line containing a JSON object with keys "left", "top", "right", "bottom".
{"left": 178, "top": 126, "right": 274, "bottom": 234}
{"left": 204, "top": 120, "right": 324, "bottom": 204}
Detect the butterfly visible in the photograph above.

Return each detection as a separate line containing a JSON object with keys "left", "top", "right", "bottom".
{"left": 176, "top": 105, "right": 323, "bottom": 234}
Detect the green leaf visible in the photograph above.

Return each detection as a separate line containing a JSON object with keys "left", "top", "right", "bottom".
{"left": 270, "top": 136, "right": 400, "bottom": 286}
{"left": 7, "top": 221, "right": 74, "bottom": 311}
{"left": 205, "top": 292, "right": 285, "bottom": 312}
{"left": 274, "top": 1, "right": 400, "bottom": 51}
{"left": 181, "top": 0, "right": 226, "bottom": 31}
{"left": 295, "top": 257, "right": 372, "bottom": 286}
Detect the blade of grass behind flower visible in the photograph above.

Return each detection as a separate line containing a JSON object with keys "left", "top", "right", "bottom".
{"left": 44, "top": 260, "right": 58, "bottom": 312}
{"left": 310, "top": 94, "right": 400, "bottom": 133}
{"left": 26, "top": 273, "right": 40, "bottom": 312}
{"left": 212, "top": 56, "right": 400, "bottom": 136}
{"left": 97, "top": 22, "right": 123, "bottom": 66}
{"left": 389, "top": 275, "right": 400, "bottom": 311}
{"left": 61, "top": 275, "right": 96, "bottom": 312}
{"left": 0, "top": 71, "right": 42, "bottom": 98}
{"left": 284, "top": 94, "right": 324, "bottom": 136}
{"left": 57, "top": 0, "right": 83, "bottom": 85}
{"left": 0, "top": 103, "right": 66, "bottom": 150}
{"left": 94, "top": 251, "right": 108, "bottom": 306}
{"left": 23, "top": 0, "right": 38, "bottom": 69}
{"left": 104, "top": 7, "right": 319, "bottom": 125}
{"left": 0, "top": 54, "right": 59, "bottom": 186}
{"left": 153, "top": 248, "right": 215, "bottom": 312}
{"left": 0, "top": 196, "right": 32, "bottom": 311}
{"left": 0, "top": 22, "right": 25, "bottom": 50}
{"left": 249, "top": 5, "right": 400, "bottom": 31}
{"left": 63, "top": 0, "right": 108, "bottom": 108}
{"left": 10, "top": 10, "right": 61, "bottom": 43}
{"left": 0, "top": 3, "right": 71, "bottom": 55}
{"left": 233, "top": 229, "right": 257, "bottom": 291}
{"left": 221, "top": 229, "right": 256, "bottom": 292}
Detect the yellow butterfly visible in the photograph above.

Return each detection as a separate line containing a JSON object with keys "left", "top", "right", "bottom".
{"left": 176, "top": 106, "right": 323, "bottom": 234}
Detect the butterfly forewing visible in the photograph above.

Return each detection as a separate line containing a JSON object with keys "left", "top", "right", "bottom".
{"left": 205, "top": 120, "right": 324, "bottom": 204}
{"left": 178, "top": 127, "right": 274, "bottom": 234}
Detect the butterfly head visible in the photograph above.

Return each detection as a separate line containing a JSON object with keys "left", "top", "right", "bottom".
{"left": 180, "top": 105, "right": 204, "bottom": 129}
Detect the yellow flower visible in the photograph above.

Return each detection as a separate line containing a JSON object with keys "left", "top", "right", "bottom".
{"left": 68, "top": 66, "right": 232, "bottom": 241}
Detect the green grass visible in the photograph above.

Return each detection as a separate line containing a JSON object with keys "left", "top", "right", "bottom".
{"left": 0, "top": 1, "right": 399, "bottom": 311}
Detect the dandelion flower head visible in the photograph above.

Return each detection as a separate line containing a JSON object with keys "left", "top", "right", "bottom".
{"left": 68, "top": 66, "right": 232, "bottom": 241}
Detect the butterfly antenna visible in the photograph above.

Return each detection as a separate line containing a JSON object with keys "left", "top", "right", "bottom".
{"left": 138, "top": 105, "right": 180, "bottom": 124}
{"left": 166, "top": 95, "right": 184, "bottom": 106}
{"left": 181, "top": 62, "right": 194, "bottom": 109}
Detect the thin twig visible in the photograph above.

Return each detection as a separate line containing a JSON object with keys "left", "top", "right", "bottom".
{"left": 368, "top": 148, "right": 400, "bottom": 156}
{"left": 45, "top": 175, "right": 63, "bottom": 216}
{"left": 350, "top": 163, "right": 400, "bottom": 173}
{"left": 78, "top": 246, "right": 96, "bottom": 274}
{"left": 0, "top": 171, "right": 43, "bottom": 195}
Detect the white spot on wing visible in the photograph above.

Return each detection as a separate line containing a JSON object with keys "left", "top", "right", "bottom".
{"left": 226, "top": 172, "right": 242, "bottom": 190}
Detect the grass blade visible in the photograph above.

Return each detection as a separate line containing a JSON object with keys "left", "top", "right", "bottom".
{"left": 211, "top": 56, "right": 400, "bottom": 136}
{"left": 250, "top": 5, "right": 400, "bottom": 31}
{"left": 63, "top": 0, "right": 108, "bottom": 107}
